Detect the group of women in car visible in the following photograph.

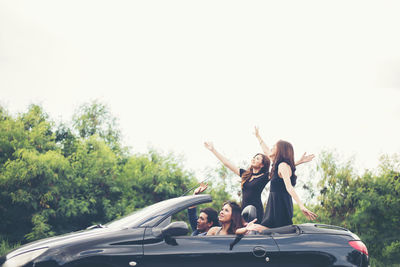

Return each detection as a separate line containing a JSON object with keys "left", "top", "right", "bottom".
{"left": 203, "top": 126, "right": 317, "bottom": 236}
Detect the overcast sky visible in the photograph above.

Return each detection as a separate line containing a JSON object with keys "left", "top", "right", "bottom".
{"left": 1, "top": 0, "right": 400, "bottom": 180}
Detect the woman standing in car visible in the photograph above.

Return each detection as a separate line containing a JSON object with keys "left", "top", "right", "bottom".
{"left": 262, "top": 139, "right": 317, "bottom": 227}
{"left": 243, "top": 138, "right": 317, "bottom": 232}
{"left": 204, "top": 130, "right": 313, "bottom": 223}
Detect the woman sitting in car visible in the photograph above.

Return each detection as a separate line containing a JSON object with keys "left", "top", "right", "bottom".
{"left": 207, "top": 201, "right": 244, "bottom": 235}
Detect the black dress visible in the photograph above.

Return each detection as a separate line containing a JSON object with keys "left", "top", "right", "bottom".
{"left": 261, "top": 162, "right": 294, "bottom": 228}
{"left": 239, "top": 169, "right": 270, "bottom": 223}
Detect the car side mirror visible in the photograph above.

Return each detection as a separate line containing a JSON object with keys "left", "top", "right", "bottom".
{"left": 162, "top": 221, "right": 188, "bottom": 237}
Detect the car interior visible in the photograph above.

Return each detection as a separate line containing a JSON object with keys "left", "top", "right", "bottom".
{"left": 157, "top": 202, "right": 300, "bottom": 237}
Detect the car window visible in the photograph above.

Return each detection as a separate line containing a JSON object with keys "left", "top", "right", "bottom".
{"left": 106, "top": 196, "right": 205, "bottom": 229}
{"left": 158, "top": 216, "right": 171, "bottom": 228}
{"left": 171, "top": 208, "right": 189, "bottom": 222}
{"left": 154, "top": 209, "right": 191, "bottom": 234}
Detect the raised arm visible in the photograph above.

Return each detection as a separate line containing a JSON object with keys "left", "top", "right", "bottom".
{"left": 204, "top": 142, "right": 240, "bottom": 176}
{"left": 295, "top": 152, "right": 315, "bottom": 166}
{"left": 188, "top": 182, "right": 208, "bottom": 210}
{"left": 278, "top": 162, "right": 317, "bottom": 221}
{"left": 254, "top": 126, "right": 271, "bottom": 159}
{"left": 255, "top": 126, "right": 314, "bottom": 166}
{"left": 188, "top": 183, "right": 208, "bottom": 231}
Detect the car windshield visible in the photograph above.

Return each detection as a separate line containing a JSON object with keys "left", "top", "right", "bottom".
{"left": 105, "top": 197, "right": 190, "bottom": 229}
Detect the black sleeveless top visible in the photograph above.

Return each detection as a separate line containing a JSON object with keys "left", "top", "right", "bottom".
{"left": 261, "top": 161, "right": 295, "bottom": 228}
{"left": 239, "top": 169, "right": 269, "bottom": 223}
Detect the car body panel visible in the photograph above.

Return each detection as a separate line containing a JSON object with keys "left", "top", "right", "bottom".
{"left": 3, "top": 228, "right": 145, "bottom": 267}
{"left": 273, "top": 225, "right": 368, "bottom": 267}
{"left": 1, "top": 195, "right": 369, "bottom": 267}
{"left": 142, "top": 227, "right": 280, "bottom": 267}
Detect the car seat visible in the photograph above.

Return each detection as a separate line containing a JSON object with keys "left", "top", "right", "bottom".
{"left": 241, "top": 205, "right": 257, "bottom": 223}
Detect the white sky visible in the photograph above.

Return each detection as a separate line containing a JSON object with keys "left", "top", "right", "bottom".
{"left": 1, "top": 0, "right": 400, "bottom": 180}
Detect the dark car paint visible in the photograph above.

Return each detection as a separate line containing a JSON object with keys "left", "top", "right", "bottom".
{"left": 14, "top": 228, "right": 145, "bottom": 267}
{"left": 142, "top": 229, "right": 280, "bottom": 267}
{"left": 273, "top": 232, "right": 362, "bottom": 266}
{"left": 1, "top": 195, "right": 369, "bottom": 267}
{"left": 276, "top": 224, "right": 368, "bottom": 267}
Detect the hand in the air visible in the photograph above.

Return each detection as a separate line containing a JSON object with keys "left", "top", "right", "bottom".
{"left": 194, "top": 182, "right": 208, "bottom": 195}
{"left": 254, "top": 126, "right": 261, "bottom": 138}
{"left": 204, "top": 141, "right": 215, "bottom": 152}
{"left": 299, "top": 152, "right": 315, "bottom": 164}
{"left": 301, "top": 206, "right": 318, "bottom": 221}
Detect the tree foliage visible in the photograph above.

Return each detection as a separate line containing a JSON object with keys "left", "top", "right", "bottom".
{"left": 0, "top": 102, "right": 217, "bottom": 253}
{"left": 72, "top": 101, "right": 121, "bottom": 152}
{"left": 198, "top": 164, "right": 235, "bottom": 214}
{"left": 3, "top": 102, "right": 398, "bottom": 267}
{"left": 312, "top": 151, "right": 400, "bottom": 266}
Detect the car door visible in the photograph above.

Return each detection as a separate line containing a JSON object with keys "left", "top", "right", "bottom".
{"left": 60, "top": 228, "right": 145, "bottom": 267}
{"left": 141, "top": 228, "right": 280, "bottom": 267}
{"left": 272, "top": 233, "right": 340, "bottom": 267}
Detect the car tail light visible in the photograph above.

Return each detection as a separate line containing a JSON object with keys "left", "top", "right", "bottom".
{"left": 349, "top": 240, "right": 368, "bottom": 256}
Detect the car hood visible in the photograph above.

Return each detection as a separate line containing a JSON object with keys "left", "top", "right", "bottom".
{"left": 6, "top": 227, "right": 124, "bottom": 259}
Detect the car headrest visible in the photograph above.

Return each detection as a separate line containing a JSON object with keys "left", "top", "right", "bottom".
{"left": 241, "top": 205, "right": 257, "bottom": 223}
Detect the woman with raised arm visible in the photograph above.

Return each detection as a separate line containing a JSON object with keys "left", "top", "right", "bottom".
{"left": 204, "top": 136, "right": 313, "bottom": 224}
{"left": 254, "top": 126, "right": 314, "bottom": 170}
{"left": 246, "top": 139, "right": 317, "bottom": 232}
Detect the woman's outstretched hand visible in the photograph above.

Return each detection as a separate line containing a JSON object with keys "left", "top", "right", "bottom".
{"left": 193, "top": 182, "right": 208, "bottom": 195}
{"left": 298, "top": 152, "right": 315, "bottom": 164}
{"left": 301, "top": 206, "right": 318, "bottom": 221}
{"left": 236, "top": 219, "right": 260, "bottom": 235}
{"left": 254, "top": 126, "right": 261, "bottom": 138}
{"left": 204, "top": 141, "right": 215, "bottom": 152}
{"left": 203, "top": 141, "right": 240, "bottom": 176}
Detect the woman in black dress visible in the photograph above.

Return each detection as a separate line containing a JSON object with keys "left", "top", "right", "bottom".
{"left": 243, "top": 139, "right": 317, "bottom": 232}
{"left": 204, "top": 132, "right": 313, "bottom": 223}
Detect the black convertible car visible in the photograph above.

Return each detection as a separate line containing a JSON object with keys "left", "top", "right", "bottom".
{"left": 1, "top": 194, "right": 369, "bottom": 267}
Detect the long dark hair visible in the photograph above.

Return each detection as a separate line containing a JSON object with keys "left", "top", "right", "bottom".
{"left": 222, "top": 201, "right": 244, "bottom": 234}
{"left": 241, "top": 153, "right": 270, "bottom": 188}
{"left": 270, "top": 140, "right": 297, "bottom": 186}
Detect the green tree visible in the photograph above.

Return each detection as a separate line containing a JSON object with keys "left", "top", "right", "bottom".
{"left": 116, "top": 150, "right": 197, "bottom": 213}
{"left": 313, "top": 151, "right": 400, "bottom": 266}
{"left": 1, "top": 103, "right": 216, "bottom": 254}
{"left": 199, "top": 164, "right": 238, "bottom": 213}
{"left": 51, "top": 136, "right": 120, "bottom": 233}
{"left": 0, "top": 105, "right": 56, "bottom": 166}
{"left": 55, "top": 123, "right": 78, "bottom": 157}
{"left": 72, "top": 101, "right": 121, "bottom": 152}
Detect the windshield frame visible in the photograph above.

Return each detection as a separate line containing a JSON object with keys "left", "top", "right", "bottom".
{"left": 105, "top": 194, "right": 212, "bottom": 229}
